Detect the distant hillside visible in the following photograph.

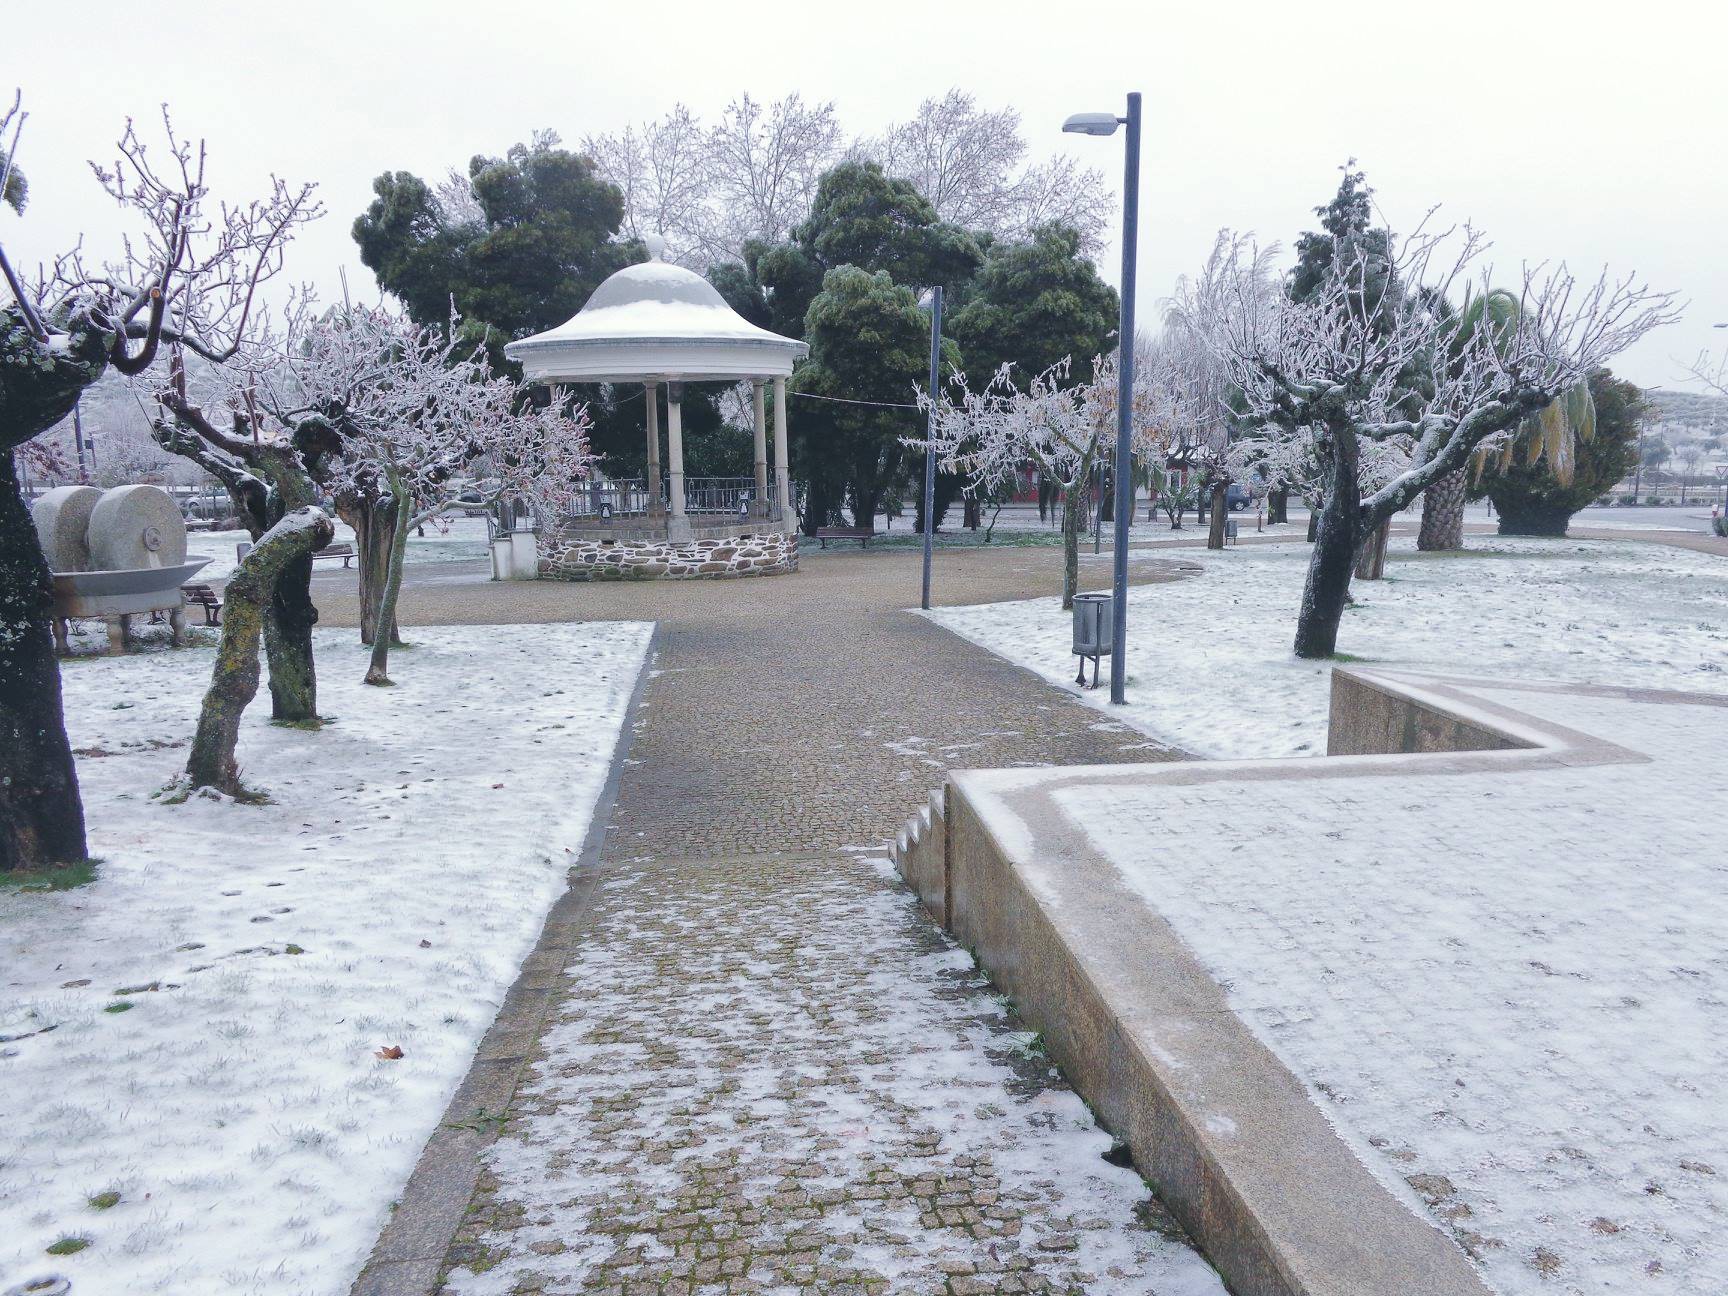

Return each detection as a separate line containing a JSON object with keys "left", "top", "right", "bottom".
{"left": 1645, "top": 388, "right": 1728, "bottom": 431}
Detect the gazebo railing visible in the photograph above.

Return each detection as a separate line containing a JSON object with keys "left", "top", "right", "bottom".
{"left": 567, "top": 479, "right": 657, "bottom": 519}
{"left": 684, "top": 477, "right": 778, "bottom": 518}
{"left": 561, "top": 476, "right": 782, "bottom": 524}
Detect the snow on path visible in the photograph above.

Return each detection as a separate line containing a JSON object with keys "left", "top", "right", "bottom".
{"left": 929, "top": 536, "right": 1728, "bottom": 758}
{"left": 0, "top": 622, "right": 652, "bottom": 1296}
{"left": 1064, "top": 684, "right": 1728, "bottom": 1293}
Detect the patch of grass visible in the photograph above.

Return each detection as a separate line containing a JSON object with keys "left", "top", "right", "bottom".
{"left": 46, "top": 1235, "right": 91, "bottom": 1255}
{"left": 103, "top": 1001, "right": 134, "bottom": 1014}
{"left": 270, "top": 716, "right": 326, "bottom": 731}
{"left": 88, "top": 1191, "right": 121, "bottom": 1210}
{"left": 284, "top": 943, "right": 305, "bottom": 955}
{"left": 445, "top": 1107, "right": 508, "bottom": 1136}
{"left": 0, "top": 859, "right": 99, "bottom": 892}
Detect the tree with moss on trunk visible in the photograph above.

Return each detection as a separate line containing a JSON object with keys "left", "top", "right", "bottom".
{"left": 149, "top": 302, "right": 341, "bottom": 723}
{"left": 0, "top": 95, "right": 316, "bottom": 870}
{"left": 180, "top": 507, "right": 334, "bottom": 796}
{"left": 1195, "top": 220, "right": 1675, "bottom": 658}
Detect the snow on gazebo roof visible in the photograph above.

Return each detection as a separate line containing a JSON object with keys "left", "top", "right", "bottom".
{"left": 504, "top": 243, "right": 807, "bottom": 386}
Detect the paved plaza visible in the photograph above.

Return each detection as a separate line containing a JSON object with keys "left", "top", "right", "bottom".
{"left": 339, "top": 546, "right": 1227, "bottom": 1295}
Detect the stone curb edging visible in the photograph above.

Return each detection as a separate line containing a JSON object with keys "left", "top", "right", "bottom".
{"left": 891, "top": 667, "right": 1720, "bottom": 1296}
{"left": 348, "top": 625, "right": 661, "bottom": 1296}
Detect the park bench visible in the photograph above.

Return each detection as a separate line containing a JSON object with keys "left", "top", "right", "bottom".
{"left": 815, "top": 526, "right": 878, "bottom": 549}
{"left": 181, "top": 583, "right": 223, "bottom": 625}
{"left": 313, "top": 542, "right": 356, "bottom": 567}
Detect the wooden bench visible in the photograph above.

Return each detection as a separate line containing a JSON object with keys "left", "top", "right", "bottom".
{"left": 815, "top": 526, "right": 879, "bottom": 549}
{"left": 181, "top": 583, "right": 223, "bottom": 625}
{"left": 313, "top": 542, "right": 356, "bottom": 567}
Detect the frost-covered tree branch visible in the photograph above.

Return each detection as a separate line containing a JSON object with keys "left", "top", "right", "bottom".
{"left": 1185, "top": 220, "right": 1678, "bottom": 656}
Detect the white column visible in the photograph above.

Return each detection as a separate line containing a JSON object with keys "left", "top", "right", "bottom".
{"left": 772, "top": 376, "right": 791, "bottom": 527}
{"left": 643, "top": 382, "right": 662, "bottom": 518}
{"left": 752, "top": 380, "right": 769, "bottom": 518}
{"left": 666, "top": 382, "right": 690, "bottom": 541}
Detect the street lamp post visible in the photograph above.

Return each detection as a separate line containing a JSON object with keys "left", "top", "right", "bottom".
{"left": 1065, "top": 92, "right": 1141, "bottom": 704}
{"left": 920, "top": 285, "right": 944, "bottom": 611}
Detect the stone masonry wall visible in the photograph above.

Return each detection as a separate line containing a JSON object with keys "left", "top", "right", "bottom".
{"left": 539, "top": 529, "right": 798, "bottom": 581}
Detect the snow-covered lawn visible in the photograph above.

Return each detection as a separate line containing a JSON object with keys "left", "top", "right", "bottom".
{"left": 186, "top": 515, "right": 492, "bottom": 582}
{"left": 930, "top": 535, "right": 1728, "bottom": 757}
{"left": 1059, "top": 681, "right": 1728, "bottom": 1294}
{"left": 0, "top": 621, "right": 652, "bottom": 1296}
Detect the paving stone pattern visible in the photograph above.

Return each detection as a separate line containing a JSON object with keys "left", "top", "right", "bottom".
{"left": 336, "top": 547, "right": 1219, "bottom": 1294}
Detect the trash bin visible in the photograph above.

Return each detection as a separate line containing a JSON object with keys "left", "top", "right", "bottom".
{"left": 1072, "top": 591, "right": 1112, "bottom": 687}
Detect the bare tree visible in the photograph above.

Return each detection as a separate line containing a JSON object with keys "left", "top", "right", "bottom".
{"left": 583, "top": 106, "right": 713, "bottom": 265}
{"left": 148, "top": 301, "right": 340, "bottom": 724}
{"left": 921, "top": 356, "right": 1124, "bottom": 608}
{"left": 704, "top": 93, "right": 843, "bottom": 261}
{"left": 0, "top": 94, "right": 317, "bottom": 869}
{"left": 865, "top": 90, "right": 1112, "bottom": 251}
{"left": 1198, "top": 220, "right": 1677, "bottom": 657}
{"left": 179, "top": 506, "right": 333, "bottom": 797}
{"left": 294, "top": 304, "right": 593, "bottom": 685}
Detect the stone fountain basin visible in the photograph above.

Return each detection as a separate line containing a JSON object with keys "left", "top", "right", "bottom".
{"left": 51, "top": 559, "right": 211, "bottom": 618}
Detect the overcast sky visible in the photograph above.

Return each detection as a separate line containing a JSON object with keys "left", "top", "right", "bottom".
{"left": 8, "top": 0, "right": 1725, "bottom": 393}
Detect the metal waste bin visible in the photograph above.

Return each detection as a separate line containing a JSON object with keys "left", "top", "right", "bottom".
{"left": 1072, "top": 591, "right": 1112, "bottom": 688}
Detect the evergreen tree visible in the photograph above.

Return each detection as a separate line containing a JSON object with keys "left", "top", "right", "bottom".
{"left": 353, "top": 132, "right": 639, "bottom": 347}
{"left": 948, "top": 224, "right": 1117, "bottom": 384}
{"left": 1472, "top": 369, "right": 1645, "bottom": 536}
{"left": 709, "top": 163, "right": 982, "bottom": 527}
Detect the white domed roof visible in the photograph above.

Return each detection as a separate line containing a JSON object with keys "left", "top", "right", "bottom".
{"left": 504, "top": 255, "right": 806, "bottom": 385}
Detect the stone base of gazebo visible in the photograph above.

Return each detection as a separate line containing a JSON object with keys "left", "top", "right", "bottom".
{"left": 540, "top": 526, "right": 797, "bottom": 581}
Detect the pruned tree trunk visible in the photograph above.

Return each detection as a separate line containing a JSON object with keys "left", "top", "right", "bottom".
{"left": 0, "top": 450, "right": 89, "bottom": 869}
{"left": 364, "top": 475, "right": 411, "bottom": 686}
{"left": 1295, "top": 445, "right": 1361, "bottom": 659}
{"left": 0, "top": 307, "right": 110, "bottom": 871}
{"left": 265, "top": 557, "right": 319, "bottom": 722}
{"left": 1207, "top": 481, "right": 1229, "bottom": 550}
{"left": 185, "top": 507, "right": 334, "bottom": 796}
{"left": 1268, "top": 487, "right": 1289, "bottom": 526}
{"left": 150, "top": 409, "right": 322, "bottom": 721}
{"left": 1354, "top": 517, "right": 1390, "bottom": 580}
{"left": 1417, "top": 468, "right": 1467, "bottom": 551}
{"left": 1061, "top": 481, "right": 1084, "bottom": 610}
{"left": 351, "top": 498, "right": 403, "bottom": 648}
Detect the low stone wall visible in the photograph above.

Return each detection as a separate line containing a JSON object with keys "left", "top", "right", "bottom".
{"left": 539, "top": 530, "right": 798, "bottom": 581}
{"left": 1326, "top": 667, "right": 1528, "bottom": 756}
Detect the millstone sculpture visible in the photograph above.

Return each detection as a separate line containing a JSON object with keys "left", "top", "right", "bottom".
{"left": 30, "top": 484, "right": 210, "bottom": 654}
{"left": 30, "top": 484, "right": 103, "bottom": 573}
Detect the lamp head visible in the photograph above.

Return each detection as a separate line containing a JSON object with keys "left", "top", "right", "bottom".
{"left": 1062, "top": 112, "right": 1121, "bottom": 137}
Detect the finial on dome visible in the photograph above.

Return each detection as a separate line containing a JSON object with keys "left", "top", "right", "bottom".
{"left": 643, "top": 232, "right": 667, "bottom": 262}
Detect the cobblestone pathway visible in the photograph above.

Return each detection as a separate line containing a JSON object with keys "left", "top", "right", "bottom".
{"left": 421, "top": 548, "right": 1223, "bottom": 1295}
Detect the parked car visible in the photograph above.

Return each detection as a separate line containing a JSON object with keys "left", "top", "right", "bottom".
{"left": 1225, "top": 483, "right": 1256, "bottom": 511}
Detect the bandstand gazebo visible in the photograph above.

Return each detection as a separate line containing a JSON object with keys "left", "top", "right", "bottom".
{"left": 505, "top": 240, "right": 808, "bottom": 580}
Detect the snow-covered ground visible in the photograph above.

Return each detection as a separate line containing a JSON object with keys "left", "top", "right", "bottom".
{"left": 186, "top": 515, "right": 492, "bottom": 582}
{"left": 929, "top": 536, "right": 1728, "bottom": 757}
{"left": 0, "top": 621, "right": 652, "bottom": 1296}
{"left": 1060, "top": 681, "right": 1728, "bottom": 1294}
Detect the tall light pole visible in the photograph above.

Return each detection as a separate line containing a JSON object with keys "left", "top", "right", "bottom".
{"left": 1065, "top": 93, "right": 1141, "bottom": 704}
{"left": 920, "top": 285, "right": 944, "bottom": 610}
